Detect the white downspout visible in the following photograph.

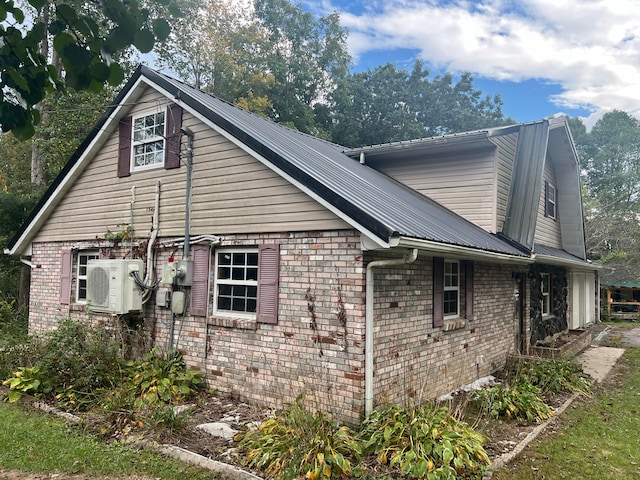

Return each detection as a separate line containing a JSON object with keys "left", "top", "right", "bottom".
{"left": 365, "top": 248, "right": 418, "bottom": 416}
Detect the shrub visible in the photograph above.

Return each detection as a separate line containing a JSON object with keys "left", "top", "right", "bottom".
{"left": 359, "top": 402, "right": 490, "bottom": 479}
{"left": 474, "top": 382, "right": 553, "bottom": 423}
{"left": 236, "top": 395, "right": 361, "bottom": 480}
{"left": 0, "top": 300, "right": 31, "bottom": 379}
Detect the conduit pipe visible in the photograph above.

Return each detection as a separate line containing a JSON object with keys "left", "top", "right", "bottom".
{"left": 365, "top": 248, "right": 418, "bottom": 416}
{"left": 182, "top": 126, "right": 194, "bottom": 259}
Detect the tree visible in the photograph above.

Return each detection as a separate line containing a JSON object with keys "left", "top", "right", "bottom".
{"left": 571, "top": 111, "right": 640, "bottom": 263}
{"left": 0, "top": 0, "right": 181, "bottom": 140}
{"left": 327, "top": 60, "right": 512, "bottom": 148}
{"left": 155, "top": 0, "right": 273, "bottom": 113}
{"left": 254, "top": 0, "right": 350, "bottom": 137}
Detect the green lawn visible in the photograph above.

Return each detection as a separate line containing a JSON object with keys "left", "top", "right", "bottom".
{"left": 0, "top": 402, "right": 217, "bottom": 479}
{"left": 493, "top": 347, "right": 640, "bottom": 479}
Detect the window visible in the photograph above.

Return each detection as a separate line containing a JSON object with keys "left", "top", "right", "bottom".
{"left": 444, "top": 260, "right": 460, "bottom": 317}
{"left": 214, "top": 249, "right": 259, "bottom": 314}
{"left": 433, "top": 258, "right": 474, "bottom": 327}
{"left": 545, "top": 181, "right": 556, "bottom": 220}
{"left": 541, "top": 273, "right": 551, "bottom": 316}
{"left": 132, "top": 111, "right": 165, "bottom": 170}
{"left": 76, "top": 251, "right": 99, "bottom": 303}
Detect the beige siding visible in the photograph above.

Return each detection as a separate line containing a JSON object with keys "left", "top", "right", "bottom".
{"left": 34, "top": 87, "right": 349, "bottom": 243}
{"left": 376, "top": 150, "right": 497, "bottom": 231}
{"left": 534, "top": 153, "right": 562, "bottom": 247}
{"left": 492, "top": 132, "right": 518, "bottom": 232}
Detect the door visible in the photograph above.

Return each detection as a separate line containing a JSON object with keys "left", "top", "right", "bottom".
{"left": 514, "top": 274, "right": 526, "bottom": 354}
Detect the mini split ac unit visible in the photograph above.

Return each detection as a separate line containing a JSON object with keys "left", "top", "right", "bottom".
{"left": 87, "top": 259, "right": 144, "bottom": 314}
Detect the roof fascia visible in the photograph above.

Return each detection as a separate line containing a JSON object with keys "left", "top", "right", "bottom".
{"left": 5, "top": 73, "right": 148, "bottom": 256}
{"left": 140, "top": 74, "right": 393, "bottom": 250}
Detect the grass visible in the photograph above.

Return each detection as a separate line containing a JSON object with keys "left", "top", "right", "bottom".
{"left": 0, "top": 401, "right": 218, "bottom": 479}
{"left": 493, "top": 347, "right": 640, "bottom": 480}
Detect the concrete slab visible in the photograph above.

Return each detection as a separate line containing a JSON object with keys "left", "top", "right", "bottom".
{"left": 575, "top": 346, "right": 625, "bottom": 383}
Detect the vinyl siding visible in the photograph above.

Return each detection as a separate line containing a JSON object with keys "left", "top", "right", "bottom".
{"left": 534, "top": 153, "right": 562, "bottom": 247}
{"left": 34, "top": 87, "right": 349, "bottom": 243}
{"left": 492, "top": 132, "right": 518, "bottom": 232}
{"left": 374, "top": 150, "right": 497, "bottom": 231}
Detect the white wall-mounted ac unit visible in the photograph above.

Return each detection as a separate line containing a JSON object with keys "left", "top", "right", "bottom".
{"left": 87, "top": 259, "right": 144, "bottom": 314}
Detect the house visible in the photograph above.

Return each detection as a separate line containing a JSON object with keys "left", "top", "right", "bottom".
{"left": 600, "top": 264, "right": 640, "bottom": 320}
{"left": 5, "top": 66, "right": 599, "bottom": 424}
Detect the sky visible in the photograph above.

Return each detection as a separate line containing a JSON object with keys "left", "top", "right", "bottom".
{"left": 299, "top": 0, "right": 640, "bottom": 130}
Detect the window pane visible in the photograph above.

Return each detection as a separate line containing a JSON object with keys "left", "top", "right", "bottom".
{"left": 232, "top": 297, "right": 246, "bottom": 311}
{"left": 233, "top": 253, "right": 245, "bottom": 265}
{"left": 219, "top": 253, "right": 231, "bottom": 265}
{"left": 232, "top": 267, "right": 245, "bottom": 280}
{"left": 246, "top": 267, "right": 258, "bottom": 281}
{"left": 247, "top": 253, "right": 258, "bottom": 265}
{"left": 217, "top": 296, "right": 231, "bottom": 310}
{"left": 444, "top": 291, "right": 458, "bottom": 316}
{"left": 218, "top": 266, "right": 231, "bottom": 279}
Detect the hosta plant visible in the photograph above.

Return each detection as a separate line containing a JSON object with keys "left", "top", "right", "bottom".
{"left": 510, "top": 358, "right": 591, "bottom": 397}
{"left": 359, "top": 402, "right": 490, "bottom": 479}
{"left": 236, "top": 395, "right": 361, "bottom": 480}
{"left": 474, "top": 381, "right": 553, "bottom": 423}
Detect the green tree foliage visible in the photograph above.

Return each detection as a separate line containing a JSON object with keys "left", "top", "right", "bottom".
{"left": 570, "top": 111, "right": 640, "bottom": 263}
{"left": 0, "top": 0, "right": 180, "bottom": 139}
{"left": 253, "top": 0, "right": 350, "bottom": 137}
{"left": 155, "top": 0, "right": 273, "bottom": 114}
{"left": 327, "top": 60, "right": 512, "bottom": 148}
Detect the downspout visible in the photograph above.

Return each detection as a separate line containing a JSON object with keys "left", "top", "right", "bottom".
{"left": 365, "top": 248, "right": 418, "bottom": 416}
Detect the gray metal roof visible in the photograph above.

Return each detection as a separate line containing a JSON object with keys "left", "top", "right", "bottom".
{"left": 146, "top": 67, "right": 527, "bottom": 257}
{"left": 8, "top": 66, "right": 529, "bottom": 258}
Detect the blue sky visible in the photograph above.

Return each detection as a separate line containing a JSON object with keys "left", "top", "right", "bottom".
{"left": 300, "top": 0, "right": 640, "bottom": 129}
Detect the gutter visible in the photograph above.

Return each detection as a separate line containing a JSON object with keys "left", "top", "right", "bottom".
{"left": 395, "top": 237, "right": 532, "bottom": 265}
{"left": 365, "top": 248, "right": 418, "bottom": 416}
{"left": 534, "top": 254, "right": 602, "bottom": 270}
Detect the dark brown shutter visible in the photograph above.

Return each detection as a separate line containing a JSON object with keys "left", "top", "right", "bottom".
{"left": 257, "top": 244, "right": 280, "bottom": 324}
{"left": 190, "top": 244, "right": 210, "bottom": 316}
{"left": 464, "top": 260, "right": 474, "bottom": 320}
{"left": 433, "top": 257, "right": 444, "bottom": 328}
{"left": 59, "top": 249, "right": 72, "bottom": 304}
{"left": 165, "top": 104, "right": 183, "bottom": 170}
{"left": 118, "top": 116, "right": 132, "bottom": 178}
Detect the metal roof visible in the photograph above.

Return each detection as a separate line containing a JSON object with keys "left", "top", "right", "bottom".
{"left": 8, "top": 66, "right": 530, "bottom": 258}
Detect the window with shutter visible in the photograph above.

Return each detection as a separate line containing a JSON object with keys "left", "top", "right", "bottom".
{"left": 117, "top": 105, "right": 183, "bottom": 176}
{"left": 545, "top": 180, "right": 557, "bottom": 220}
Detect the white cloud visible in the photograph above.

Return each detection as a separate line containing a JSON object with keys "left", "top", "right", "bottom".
{"left": 305, "top": 0, "right": 640, "bottom": 117}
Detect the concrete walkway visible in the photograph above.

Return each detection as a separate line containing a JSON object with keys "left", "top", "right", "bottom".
{"left": 576, "top": 345, "right": 625, "bottom": 383}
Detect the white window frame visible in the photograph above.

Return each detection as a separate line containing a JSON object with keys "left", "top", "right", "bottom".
{"left": 444, "top": 260, "right": 460, "bottom": 318}
{"left": 131, "top": 110, "right": 166, "bottom": 172}
{"left": 541, "top": 273, "right": 551, "bottom": 316}
{"left": 76, "top": 250, "right": 99, "bottom": 303}
{"left": 213, "top": 248, "right": 259, "bottom": 316}
{"left": 547, "top": 183, "right": 557, "bottom": 220}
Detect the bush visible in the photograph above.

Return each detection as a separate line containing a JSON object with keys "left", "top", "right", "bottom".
{"left": 359, "top": 402, "right": 490, "bottom": 479}
{"left": 236, "top": 395, "right": 361, "bottom": 480}
{"left": 0, "top": 302, "right": 32, "bottom": 380}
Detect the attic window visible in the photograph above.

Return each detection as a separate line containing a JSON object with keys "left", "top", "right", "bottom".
{"left": 132, "top": 111, "right": 165, "bottom": 170}
{"left": 545, "top": 181, "right": 557, "bottom": 220}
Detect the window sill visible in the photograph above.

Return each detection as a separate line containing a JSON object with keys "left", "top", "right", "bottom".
{"left": 208, "top": 315, "right": 257, "bottom": 331}
{"left": 442, "top": 318, "right": 467, "bottom": 332}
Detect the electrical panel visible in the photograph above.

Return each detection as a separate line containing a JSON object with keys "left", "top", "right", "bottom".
{"left": 161, "top": 259, "right": 193, "bottom": 286}
{"left": 87, "top": 259, "right": 144, "bottom": 314}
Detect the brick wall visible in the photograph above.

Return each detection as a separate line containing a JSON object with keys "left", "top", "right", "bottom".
{"left": 29, "top": 235, "right": 530, "bottom": 424}
{"left": 371, "top": 254, "right": 529, "bottom": 405}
